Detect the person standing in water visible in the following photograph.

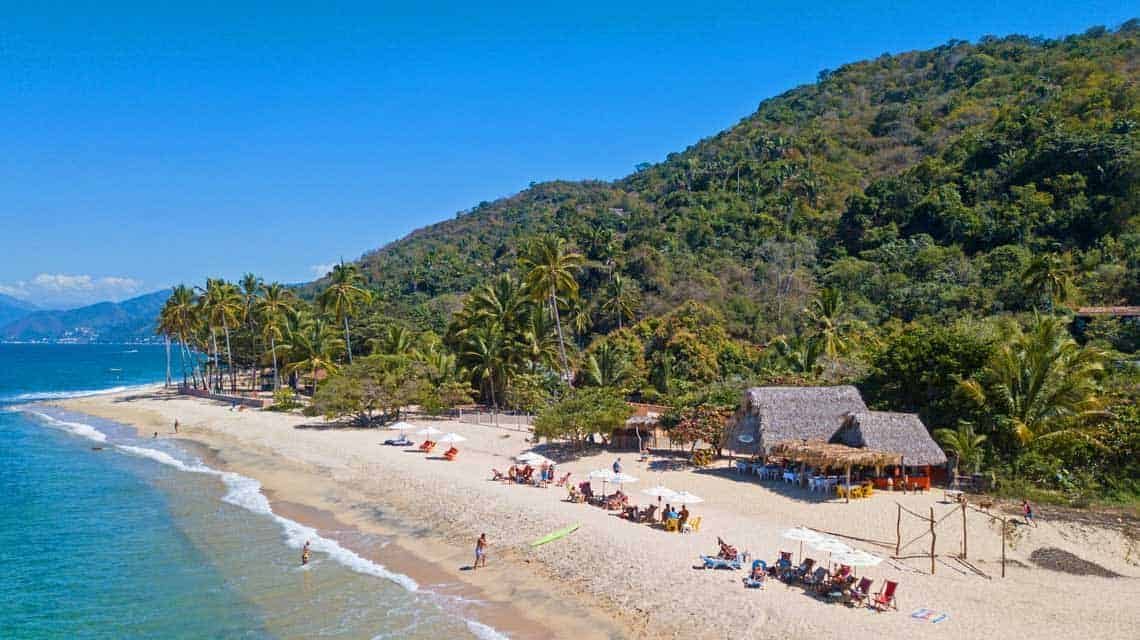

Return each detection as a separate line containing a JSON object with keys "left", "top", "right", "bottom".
{"left": 173, "top": 419, "right": 179, "bottom": 434}
{"left": 301, "top": 541, "right": 312, "bottom": 565}
{"left": 474, "top": 533, "right": 487, "bottom": 570}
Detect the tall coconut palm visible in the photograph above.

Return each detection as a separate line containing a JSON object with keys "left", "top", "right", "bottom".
{"left": 934, "top": 422, "right": 988, "bottom": 479}
{"left": 254, "top": 283, "right": 296, "bottom": 390}
{"left": 1022, "top": 252, "right": 1077, "bottom": 311}
{"left": 463, "top": 324, "right": 509, "bottom": 410}
{"left": 803, "top": 287, "right": 849, "bottom": 363}
{"left": 582, "top": 342, "right": 633, "bottom": 390}
{"left": 197, "top": 279, "right": 243, "bottom": 393}
{"left": 239, "top": 273, "right": 263, "bottom": 389}
{"left": 600, "top": 273, "right": 639, "bottom": 330}
{"left": 283, "top": 317, "right": 344, "bottom": 395}
{"left": 959, "top": 314, "right": 1107, "bottom": 448}
{"left": 370, "top": 325, "right": 416, "bottom": 356}
{"left": 158, "top": 284, "right": 202, "bottom": 388}
{"left": 520, "top": 235, "right": 583, "bottom": 382}
{"left": 318, "top": 263, "right": 372, "bottom": 364}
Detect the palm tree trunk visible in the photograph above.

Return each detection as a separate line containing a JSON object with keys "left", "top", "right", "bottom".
{"left": 550, "top": 291, "right": 570, "bottom": 383}
{"left": 222, "top": 322, "right": 235, "bottom": 393}
{"left": 270, "top": 334, "right": 279, "bottom": 390}
{"left": 344, "top": 315, "right": 353, "bottom": 363}
{"left": 211, "top": 328, "right": 221, "bottom": 392}
{"left": 164, "top": 336, "right": 172, "bottom": 388}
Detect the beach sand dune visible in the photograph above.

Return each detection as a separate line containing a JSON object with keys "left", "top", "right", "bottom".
{"left": 61, "top": 388, "right": 1140, "bottom": 639}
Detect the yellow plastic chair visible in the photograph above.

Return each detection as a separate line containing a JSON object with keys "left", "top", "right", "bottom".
{"left": 836, "top": 485, "right": 847, "bottom": 499}
{"left": 682, "top": 516, "right": 702, "bottom": 534}
{"left": 849, "top": 485, "right": 864, "bottom": 499}
{"left": 664, "top": 518, "right": 680, "bottom": 532}
{"left": 862, "top": 483, "right": 875, "bottom": 497}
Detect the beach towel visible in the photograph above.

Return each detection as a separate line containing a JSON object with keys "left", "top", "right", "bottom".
{"left": 910, "top": 608, "right": 949, "bottom": 624}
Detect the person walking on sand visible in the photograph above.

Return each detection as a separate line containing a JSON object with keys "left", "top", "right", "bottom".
{"left": 301, "top": 541, "right": 312, "bottom": 565}
{"left": 613, "top": 458, "right": 622, "bottom": 474}
{"left": 1022, "top": 500, "right": 1037, "bottom": 527}
{"left": 474, "top": 533, "right": 488, "bottom": 570}
{"left": 173, "top": 419, "right": 179, "bottom": 434}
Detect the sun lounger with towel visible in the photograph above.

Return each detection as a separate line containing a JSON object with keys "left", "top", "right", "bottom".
{"left": 872, "top": 580, "right": 898, "bottom": 611}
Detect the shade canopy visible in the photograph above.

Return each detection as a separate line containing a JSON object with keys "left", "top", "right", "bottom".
{"left": 415, "top": 426, "right": 443, "bottom": 436}
{"left": 641, "top": 485, "right": 677, "bottom": 499}
{"left": 671, "top": 491, "right": 703, "bottom": 504}
{"left": 516, "top": 452, "right": 553, "bottom": 465}
{"left": 811, "top": 538, "right": 853, "bottom": 554}
{"left": 832, "top": 550, "right": 882, "bottom": 568}
{"left": 438, "top": 433, "right": 467, "bottom": 444}
{"left": 781, "top": 526, "right": 823, "bottom": 543}
{"left": 389, "top": 421, "right": 416, "bottom": 432}
{"left": 768, "top": 440, "right": 902, "bottom": 469}
{"left": 611, "top": 472, "right": 639, "bottom": 486}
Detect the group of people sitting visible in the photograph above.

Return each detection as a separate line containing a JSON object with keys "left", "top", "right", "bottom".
{"left": 493, "top": 463, "right": 570, "bottom": 487}
{"left": 742, "top": 552, "right": 898, "bottom": 610}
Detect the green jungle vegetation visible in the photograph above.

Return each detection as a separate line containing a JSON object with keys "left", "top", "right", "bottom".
{"left": 160, "top": 23, "right": 1140, "bottom": 507}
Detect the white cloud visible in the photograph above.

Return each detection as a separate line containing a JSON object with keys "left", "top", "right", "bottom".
{"left": 0, "top": 273, "right": 145, "bottom": 308}
{"left": 310, "top": 263, "right": 336, "bottom": 278}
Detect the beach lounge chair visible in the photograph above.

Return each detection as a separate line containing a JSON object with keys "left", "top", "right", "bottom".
{"left": 782, "top": 558, "right": 815, "bottom": 583}
{"left": 555, "top": 472, "right": 572, "bottom": 487}
{"left": 743, "top": 560, "right": 767, "bottom": 588}
{"left": 827, "top": 565, "right": 853, "bottom": 590}
{"left": 443, "top": 447, "right": 458, "bottom": 461}
{"left": 418, "top": 440, "right": 436, "bottom": 453}
{"left": 849, "top": 577, "right": 873, "bottom": 607}
{"left": 681, "top": 516, "right": 702, "bottom": 534}
{"left": 872, "top": 580, "right": 898, "bottom": 611}
{"left": 383, "top": 435, "right": 413, "bottom": 446}
{"left": 491, "top": 468, "right": 507, "bottom": 482}
{"left": 802, "top": 566, "right": 830, "bottom": 591}
{"left": 638, "top": 504, "right": 658, "bottom": 523}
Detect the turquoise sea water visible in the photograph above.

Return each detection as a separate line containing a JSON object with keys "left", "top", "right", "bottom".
{"left": 0, "top": 345, "right": 505, "bottom": 639}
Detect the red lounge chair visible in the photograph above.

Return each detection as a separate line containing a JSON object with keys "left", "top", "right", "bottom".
{"left": 418, "top": 440, "right": 435, "bottom": 452}
{"left": 872, "top": 580, "right": 898, "bottom": 611}
{"left": 491, "top": 468, "right": 507, "bottom": 481}
{"left": 444, "top": 447, "right": 458, "bottom": 461}
{"left": 850, "top": 577, "right": 873, "bottom": 607}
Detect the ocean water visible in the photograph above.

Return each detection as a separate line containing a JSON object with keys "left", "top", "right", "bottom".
{"left": 0, "top": 345, "right": 505, "bottom": 639}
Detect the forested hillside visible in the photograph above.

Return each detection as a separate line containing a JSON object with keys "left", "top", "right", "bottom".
{"left": 169, "top": 23, "right": 1139, "bottom": 506}
{"left": 346, "top": 24, "right": 1138, "bottom": 339}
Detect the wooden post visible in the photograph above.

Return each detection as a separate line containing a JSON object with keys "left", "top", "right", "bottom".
{"left": 845, "top": 465, "right": 851, "bottom": 504}
{"left": 896, "top": 504, "right": 902, "bottom": 556}
{"left": 929, "top": 506, "right": 936, "bottom": 575}
{"left": 1001, "top": 518, "right": 1007, "bottom": 578}
{"left": 961, "top": 502, "right": 968, "bottom": 559}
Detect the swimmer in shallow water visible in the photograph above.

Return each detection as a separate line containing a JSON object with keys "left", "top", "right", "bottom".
{"left": 301, "top": 541, "right": 312, "bottom": 565}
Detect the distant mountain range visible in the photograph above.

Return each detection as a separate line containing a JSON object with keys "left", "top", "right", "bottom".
{"left": 0, "top": 290, "right": 168, "bottom": 343}
{"left": 0, "top": 294, "right": 38, "bottom": 328}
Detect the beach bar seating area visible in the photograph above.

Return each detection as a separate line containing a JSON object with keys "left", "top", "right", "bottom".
{"left": 723, "top": 386, "right": 947, "bottom": 501}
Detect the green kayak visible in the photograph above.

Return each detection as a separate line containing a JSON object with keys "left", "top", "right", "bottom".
{"left": 530, "top": 523, "right": 580, "bottom": 547}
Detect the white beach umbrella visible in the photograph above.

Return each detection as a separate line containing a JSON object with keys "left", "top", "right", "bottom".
{"left": 611, "top": 472, "right": 639, "bottom": 489}
{"left": 415, "top": 426, "right": 443, "bottom": 437}
{"left": 389, "top": 420, "right": 415, "bottom": 433}
{"left": 589, "top": 469, "right": 616, "bottom": 495}
{"left": 811, "top": 538, "right": 853, "bottom": 569}
{"left": 831, "top": 550, "right": 882, "bottom": 576}
{"left": 438, "top": 433, "right": 467, "bottom": 444}
{"left": 670, "top": 491, "right": 704, "bottom": 505}
{"left": 641, "top": 485, "right": 676, "bottom": 498}
{"left": 782, "top": 526, "right": 823, "bottom": 562}
{"left": 516, "top": 452, "right": 552, "bottom": 465}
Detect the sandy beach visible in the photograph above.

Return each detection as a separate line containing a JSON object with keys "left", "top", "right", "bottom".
{"left": 59, "top": 387, "right": 1140, "bottom": 639}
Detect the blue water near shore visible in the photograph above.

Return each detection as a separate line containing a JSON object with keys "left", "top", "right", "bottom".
{"left": 0, "top": 345, "right": 505, "bottom": 639}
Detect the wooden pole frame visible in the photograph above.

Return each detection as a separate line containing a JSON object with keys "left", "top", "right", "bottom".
{"left": 929, "top": 506, "right": 936, "bottom": 575}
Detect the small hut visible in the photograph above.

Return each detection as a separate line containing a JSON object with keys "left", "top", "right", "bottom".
{"left": 610, "top": 403, "right": 670, "bottom": 450}
{"left": 724, "top": 386, "right": 867, "bottom": 455}
{"left": 832, "top": 412, "right": 948, "bottom": 467}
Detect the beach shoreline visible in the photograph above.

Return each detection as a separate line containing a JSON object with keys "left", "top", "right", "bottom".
{"left": 57, "top": 387, "right": 1140, "bottom": 640}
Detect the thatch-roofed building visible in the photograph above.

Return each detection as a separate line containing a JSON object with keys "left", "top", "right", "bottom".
{"left": 724, "top": 386, "right": 945, "bottom": 468}
{"left": 725, "top": 386, "right": 867, "bottom": 455}
{"left": 832, "top": 412, "right": 947, "bottom": 466}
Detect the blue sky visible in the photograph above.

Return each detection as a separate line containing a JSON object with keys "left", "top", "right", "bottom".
{"left": 1, "top": 1, "right": 1134, "bottom": 308}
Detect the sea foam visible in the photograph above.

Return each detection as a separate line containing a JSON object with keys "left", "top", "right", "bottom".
{"left": 1, "top": 383, "right": 157, "bottom": 403}
{"left": 25, "top": 411, "right": 109, "bottom": 443}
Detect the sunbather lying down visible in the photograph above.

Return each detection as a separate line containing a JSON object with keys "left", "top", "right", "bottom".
{"left": 716, "top": 537, "right": 739, "bottom": 561}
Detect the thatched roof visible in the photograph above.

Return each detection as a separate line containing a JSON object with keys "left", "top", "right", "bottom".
{"left": 768, "top": 440, "right": 901, "bottom": 468}
{"left": 724, "top": 386, "right": 867, "bottom": 454}
{"left": 832, "top": 412, "right": 947, "bottom": 466}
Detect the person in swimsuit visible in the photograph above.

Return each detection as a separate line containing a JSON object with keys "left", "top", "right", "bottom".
{"left": 301, "top": 540, "right": 312, "bottom": 565}
{"left": 1022, "top": 500, "right": 1037, "bottom": 527}
{"left": 474, "top": 533, "right": 487, "bottom": 569}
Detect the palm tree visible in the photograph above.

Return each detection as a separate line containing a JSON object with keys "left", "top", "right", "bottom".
{"left": 934, "top": 422, "right": 988, "bottom": 480}
{"left": 254, "top": 283, "right": 296, "bottom": 390}
{"left": 370, "top": 325, "right": 416, "bottom": 356}
{"left": 520, "top": 235, "right": 584, "bottom": 382}
{"left": 959, "top": 314, "right": 1107, "bottom": 449}
{"left": 772, "top": 334, "right": 824, "bottom": 376}
{"left": 239, "top": 273, "right": 263, "bottom": 390}
{"left": 803, "top": 287, "right": 849, "bottom": 364}
{"left": 158, "top": 284, "right": 202, "bottom": 388}
{"left": 463, "top": 324, "right": 508, "bottom": 410}
{"left": 600, "top": 273, "right": 639, "bottom": 330}
{"left": 582, "top": 342, "right": 633, "bottom": 390}
{"left": 197, "top": 279, "right": 243, "bottom": 393}
{"left": 283, "top": 317, "right": 344, "bottom": 395}
{"left": 1022, "top": 252, "right": 1077, "bottom": 311}
{"left": 318, "top": 263, "right": 372, "bottom": 364}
